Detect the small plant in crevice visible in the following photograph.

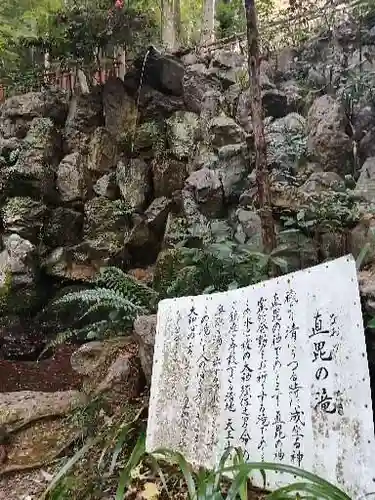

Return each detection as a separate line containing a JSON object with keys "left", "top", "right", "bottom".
{"left": 280, "top": 193, "right": 361, "bottom": 236}
{"left": 43, "top": 267, "right": 159, "bottom": 352}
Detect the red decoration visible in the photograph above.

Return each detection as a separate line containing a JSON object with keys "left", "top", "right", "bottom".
{"left": 114, "top": 0, "right": 124, "bottom": 8}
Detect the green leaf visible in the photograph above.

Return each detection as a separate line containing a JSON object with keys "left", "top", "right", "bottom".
{"left": 115, "top": 432, "right": 146, "bottom": 500}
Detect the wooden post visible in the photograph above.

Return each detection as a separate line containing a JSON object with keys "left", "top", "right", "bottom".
{"left": 244, "top": 0, "right": 276, "bottom": 254}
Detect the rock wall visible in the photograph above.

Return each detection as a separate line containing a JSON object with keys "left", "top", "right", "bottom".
{"left": 2, "top": 18, "right": 375, "bottom": 369}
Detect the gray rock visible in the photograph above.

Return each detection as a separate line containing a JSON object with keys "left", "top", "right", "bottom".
{"left": 133, "top": 314, "right": 157, "bottom": 384}
{"left": 93, "top": 172, "right": 118, "bottom": 199}
{"left": 236, "top": 209, "right": 262, "bottom": 248}
{"left": 152, "top": 158, "right": 188, "bottom": 198}
{"left": 182, "top": 69, "right": 221, "bottom": 114}
{"left": 56, "top": 152, "right": 91, "bottom": 203}
{"left": 64, "top": 89, "right": 102, "bottom": 153}
{"left": 2, "top": 197, "right": 48, "bottom": 244}
{"left": 0, "top": 234, "right": 41, "bottom": 314}
{"left": 209, "top": 116, "right": 246, "bottom": 148}
{"left": 116, "top": 158, "right": 150, "bottom": 211}
{"left": 185, "top": 167, "right": 224, "bottom": 218}
{"left": 355, "top": 157, "right": 375, "bottom": 202}
{"left": 307, "top": 95, "right": 353, "bottom": 174}
{"left": 0, "top": 89, "right": 68, "bottom": 139}
{"left": 212, "top": 50, "right": 246, "bottom": 69}
{"left": 103, "top": 77, "right": 136, "bottom": 140}
{"left": 6, "top": 118, "right": 61, "bottom": 199}
{"left": 0, "top": 390, "right": 85, "bottom": 424}
{"left": 301, "top": 171, "right": 345, "bottom": 194}
{"left": 133, "top": 121, "right": 165, "bottom": 154}
{"left": 44, "top": 207, "right": 83, "bottom": 247}
{"left": 277, "top": 229, "right": 319, "bottom": 271}
{"left": 144, "top": 197, "right": 172, "bottom": 233}
{"left": 87, "top": 127, "right": 118, "bottom": 174}
{"left": 166, "top": 111, "right": 200, "bottom": 160}
{"left": 349, "top": 214, "right": 375, "bottom": 267}
{"left": 83, "top": 198, "right": 130, "bottom": 261}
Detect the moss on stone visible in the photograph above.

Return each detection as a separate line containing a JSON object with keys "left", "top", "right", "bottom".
{"left": 153, "top": 248, "right": 185, "bottom": 298}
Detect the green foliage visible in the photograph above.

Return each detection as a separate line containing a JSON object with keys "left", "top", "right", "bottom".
{"left": 152, "top": 447, "right": 351, "bottom": 500}
{"left": 45, "top": 267, "right": 158, "bottom": 350}
{"left": 281, "top": 193, "right": 361, "bottom": 234}
{"left": 215, "top": 0, "right": 246, "bottom": 38}
{"left": 337, "top": 69, "right": 375, "bottom": 117}
{"left": 155, "top": 221, "right": 289, "bottom": 298}
{"left": 43, "top": 407, "right": 352, "bottom": 500}
{"left": 42, "top": 405, "right": 146, "bottom": 500}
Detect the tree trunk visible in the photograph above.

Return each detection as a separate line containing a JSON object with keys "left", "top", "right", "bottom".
{"left": 245, "top": 0, "right": 276, "bottom": 254}
{"left": 174, "top": 0, "right": 182, "bottom": 45}
{"left": 161, "top": 0, "right": 177, "bottom": 50}
{"left": 201, "top": 0, "right": 216, "bottom": 44}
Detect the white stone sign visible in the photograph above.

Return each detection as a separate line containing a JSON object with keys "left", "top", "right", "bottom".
{"left": 146, "top": 255, "right": 375, "bottom": 499}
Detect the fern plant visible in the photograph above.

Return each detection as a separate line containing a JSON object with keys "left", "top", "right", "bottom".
{"left": 165, "top": 239, "right": 289, "bottom": 298}
{"left": 44, "top": 267, "right": 159, "bottom": 350}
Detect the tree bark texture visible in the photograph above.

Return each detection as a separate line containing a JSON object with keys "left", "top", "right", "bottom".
{"left": 245, "top": 0, "right": 276, "bottom": 254}
{"left": 201, "top": 0, "right": 216, "bottom": 44}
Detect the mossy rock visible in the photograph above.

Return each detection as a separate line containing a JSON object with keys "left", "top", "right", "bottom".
{"left": 133, "top": 121, "right": 166, "bottom": 153}
{"left": 0, "top": 268, "right": 42, "bottom": 315}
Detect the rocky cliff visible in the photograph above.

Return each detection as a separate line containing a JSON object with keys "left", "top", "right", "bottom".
{"left": 1, "top": 17, "right": 375, "bottom": 368}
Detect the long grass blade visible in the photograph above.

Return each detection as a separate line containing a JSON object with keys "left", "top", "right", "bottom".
{"left": 115, "top": 432, "right": 146, "bottom": 500}
{"left": 40, "top": 437, "right": 100, "bottom": 499}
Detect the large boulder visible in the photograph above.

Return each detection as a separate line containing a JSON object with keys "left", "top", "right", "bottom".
{"left": 184, "top": 167, "right": 224, "bottom": 218}
{"left": 83, "top": 197, "right": 130, "bottom": 262}
{"left": 133, "top": 120, "right": 166, "bottom": 156}
{"left": 355, "top": 157, "right": 375, "bottom": 202}
{"left": 209, "top": 116, "right": 246, "bottom": 149}
{"left": 166, "top": 111, "right": 200, "bottom": 160}
{"left": 64, "top": 89, "right": 103, "bottom": 153}
{"left": 266, "top": 113, "right": 307, "bottom": 171}
{"left": 2, "top": 197, "right": 48, "bottom": 244}
{"left": 103, "top": 77, "right": 137, "bottom": 140}
{"left": 0, "top": 89, "right": 68, "bottom": 139}
{"left": 144, "top": 197, "right": 172, "bottom": 233}
{"left": 306, "top": 95, "right": 353, "bottom": 174}
{"left": 152, "top": 158, "right": 188, "bottom": 198}
{"left": 93, "top": 172, "right": 119, "bottom": 200}
{"left": 0, "top": 234, "right": 41, "bottom": 315}
{"left": 214, "top": 145, "right": 249, "bottom": 202}
{"left": 87, "top": 127, "right": 118, "bottom": 175}
{"left": 133, "top": 48, "right": 185, "bottom": 96}
{"left": 71, "top": 337, "right": 143, "bottom": 407}
{"left": 301, "top": 171, "right": 345, "bottom": 194}
{"left": 116, "top": 158, "right": 151, "bottom": 211}
{"left": 44, "top": 207, "right": 83, "bottom": 248}
{"left": 6, "top": 118, "right": 62, "bottom": 199}
{"left": 234, "top": 209, "right": 263, "bottom": 247}
{"left": 182, "top": 68, "right": 221, "bottom": 114}
{"left": 56, "top": 152, "right": 92, "bottom": 203}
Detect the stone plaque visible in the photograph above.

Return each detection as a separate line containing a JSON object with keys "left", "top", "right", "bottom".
{"left": 146, "top": 255, "right": 375, "bottom": 499}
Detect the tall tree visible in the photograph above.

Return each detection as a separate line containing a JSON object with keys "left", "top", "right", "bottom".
{"left": 201, "top": 0, "right": 216, "bottom": 44}
{"left": 245, "top": 0, "right": 276, "bottom": 254}
{"left": 161, "top": 0, "right": 181, "bottom": 49}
